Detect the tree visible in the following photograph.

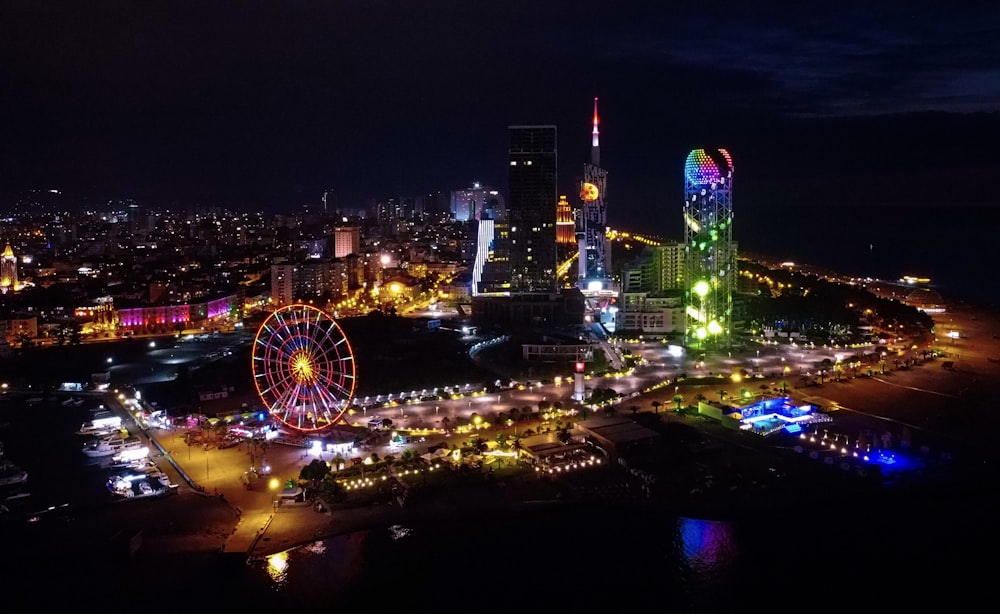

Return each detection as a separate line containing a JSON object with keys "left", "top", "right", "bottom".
{"left": 717, "top": 390, "right": 728, "bottom": 403}
{"left": 469, "top": 436, "right": 488, "bottom": 455}
{"left": 651, "top": 401, "right": 663, "bottom": 414}
{"left": 299, "top": 458, "right": 331, "bottom": 484}
{"left": 672, "top": 395, "right": 684, "bottom": 411}
{"left": 316, "top": 475, "right": 347, "bottom": 503}
{"left": 511, "top": 437, "right": 524, "bottom": 458}
{"left": 629, "top": 405, "right": 640, "bottom": 415}
{"left": 556, "top": 426, "right": 572, "bottom": 445}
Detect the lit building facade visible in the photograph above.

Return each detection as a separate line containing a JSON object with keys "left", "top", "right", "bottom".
{"left": 471, "top": 218, "right": 495, "bottom": 296}
{"left": 0, "top": 244, "right": 18, "bottom": 293}
{"left": 622, "top": 242, "right": 685, "bottom": 294}
{"left": 683, "top": 149, "right": 735, "bottom": 348}
{"left": 556, "top": 195, "right": 575, "bottom": 244}
{"left": 579, "top": 98, "right": 611, "bottom": 293}
{"left": 334, "top": 226, "right": 361, "bottom": 258}
{"left": 116, "top": 294, "right": 240, "bottom": 332}
{"left": 507, "top": 125, "right": 558, "bottom": 292}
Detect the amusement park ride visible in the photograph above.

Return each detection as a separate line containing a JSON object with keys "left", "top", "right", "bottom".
{"left": 251, "top": 304, "right": 357, "bottom": 432}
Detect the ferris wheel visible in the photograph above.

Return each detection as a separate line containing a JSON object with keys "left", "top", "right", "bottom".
{"left": 252, "top": 304, "right": 357, "bottom": 431}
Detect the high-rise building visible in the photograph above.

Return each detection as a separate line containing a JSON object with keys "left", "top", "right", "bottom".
{"left": 622, "top": 242, "right": 685, "bottom": 294}
{"left": 334, "top": 226, "right": 361, "bottom": 258}
{"left": 451, "top": 182, "right": 504, "bottom": 222}
{"left": 578, "top": 98, "right": 611, "bottom": 293}
{"left": 556, "top": 195, "right": 575, "bottom": 244}
{"left": 0, "top": 244, "right": 17, "bottom": 294}
{"left": 471, "top": 218, "right": 496, "bottom": 296}
{"left": 683, "top": 148, "right": 735, "bottom": 348}
{"left": 507, "top": 125, "right": 558, "bottom": 292}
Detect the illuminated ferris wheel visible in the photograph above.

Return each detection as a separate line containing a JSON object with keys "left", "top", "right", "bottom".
{"left": 252, "top": 304, "right": 357, "bottom": 432}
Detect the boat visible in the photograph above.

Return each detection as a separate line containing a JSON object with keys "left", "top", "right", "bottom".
{"left": 109, "top": 446, "right": 150, "bottom": 467}
{"left": 78, "top": 415, "right": 122, "bottom": 436}
{"left": 83, "top": 434, "right": 143, "bottom": 458}
{"left": 0, "top": 460, "right": 28, "bottom": 486}
{"left": 106, "top": 470, "right": 171, "bottom": 498}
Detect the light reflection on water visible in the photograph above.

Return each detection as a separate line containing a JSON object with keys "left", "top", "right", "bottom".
{"left": 240, "top": 497, "right": 990, "bottom": 609}
{"left": 677, "top": 517, "right": 739, "bottom": 581}
{"left": 265, "top": 551, "right": 289, "bottom": 587}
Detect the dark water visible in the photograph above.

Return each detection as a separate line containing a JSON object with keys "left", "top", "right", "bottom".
{"left": 733, "top": 204, "right": 998, "bottom": 307}
{"left": 210, "top": 494, "right": 994, "bottom": 610}
{"left": 6, "top": 391, "right": 995, "bottom": 609}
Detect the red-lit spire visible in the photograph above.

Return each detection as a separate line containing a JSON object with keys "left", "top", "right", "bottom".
{"left": 592, "top": 97, "right": 600, "bottom": 148}
{"left": 591, "top": 97, "right": 601, "bottom": 167}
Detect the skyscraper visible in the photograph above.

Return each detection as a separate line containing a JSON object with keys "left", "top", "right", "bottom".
{"left": 579, "top": 98, "right": 611, "bottom": 293}
{"left": 683, "top": 148, "right": 735, "bottom": 348}
{"left": 507, "top": 125, "right": 557, "bottom": 292}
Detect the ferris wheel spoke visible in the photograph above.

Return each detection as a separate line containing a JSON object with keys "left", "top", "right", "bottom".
{"left": 305, "top": 383, "right": 336, "bottom": 413}
{"left": 321, "top": 372, "right": 355, "bottom": 400}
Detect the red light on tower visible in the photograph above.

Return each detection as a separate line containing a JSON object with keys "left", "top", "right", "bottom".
{"left": 575, "top": 362, "right": 585, "bottom": 373}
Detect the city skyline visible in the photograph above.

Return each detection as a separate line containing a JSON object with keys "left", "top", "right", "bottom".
{"left": 2, "top": 1, "right": 1000, "bottom": 238}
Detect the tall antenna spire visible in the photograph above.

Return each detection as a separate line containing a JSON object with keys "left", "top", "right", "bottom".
{"left": 591, "top": 97, "right": 600, "bottom": 167}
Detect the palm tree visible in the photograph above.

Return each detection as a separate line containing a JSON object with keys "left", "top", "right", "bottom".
{"left": 629, "top": 405, "right": 640, "bottom": 415}
{"left": 651, "top": 400, "right": 663, "bottom": 414}
{"left": 511, "top": 437, "right": 524, "bottom": 459}
{"left": 441, "top": 416, "right": 451, "bottom": 431}
{"left": 470, "top": 436, "right": 488, "bottom": 455}
{"left": 556, "top": 426, "right": 572, "bottom": 444}
{"left": 717, "top": 390, "right": 728, "bottom": 403}
{"left": 695, "top": 393, "right": 707, "bottom": 403}
{"left": 672, "top": 395, "right": 684, "bottom": 411}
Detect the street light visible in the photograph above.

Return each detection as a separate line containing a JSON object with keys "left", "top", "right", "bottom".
{"left": 269, "top": 478, "right": 280, "bottom": 512}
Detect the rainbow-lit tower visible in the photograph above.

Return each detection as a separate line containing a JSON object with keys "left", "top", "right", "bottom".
{"left": 683, "top": 149, "right": 735, "bottom": 349}
{"left": 579, "top": 97, "right": 611, "bottom": 293}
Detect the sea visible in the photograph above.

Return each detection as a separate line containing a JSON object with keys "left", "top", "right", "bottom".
{"left": 733, "top": 204, "right": 1000, "bottom": 308}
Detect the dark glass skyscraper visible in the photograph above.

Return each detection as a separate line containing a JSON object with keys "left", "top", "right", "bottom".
{"left": 507, "top": 125, "right": 558, "bottom": 292}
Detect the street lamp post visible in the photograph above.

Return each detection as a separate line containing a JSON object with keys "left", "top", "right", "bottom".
{"left": 270, "top": 478, "right": 280, "bottom": 512}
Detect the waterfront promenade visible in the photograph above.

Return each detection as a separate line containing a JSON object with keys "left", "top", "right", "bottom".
{"left": 5, "top": 300, "right": 997, "bottom": 570}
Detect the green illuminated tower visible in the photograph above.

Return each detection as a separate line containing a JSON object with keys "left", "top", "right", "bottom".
{"left": 683, "top": 149, "right": 734, "bottom": 349}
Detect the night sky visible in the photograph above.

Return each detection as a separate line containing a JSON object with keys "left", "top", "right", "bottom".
{"left": 2, "top": 1, "right": 999, "bottom": 233}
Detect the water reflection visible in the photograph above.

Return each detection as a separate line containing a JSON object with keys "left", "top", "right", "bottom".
{"left": 265, "top": 551, "right": 289, "bottom": 587}
{"left": 676, "top": 517, "right": 739, "bottom": 580}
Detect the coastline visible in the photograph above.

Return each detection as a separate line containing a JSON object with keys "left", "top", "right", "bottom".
{"left": 5, "top": 283, "right": 999, "bottom": 587}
